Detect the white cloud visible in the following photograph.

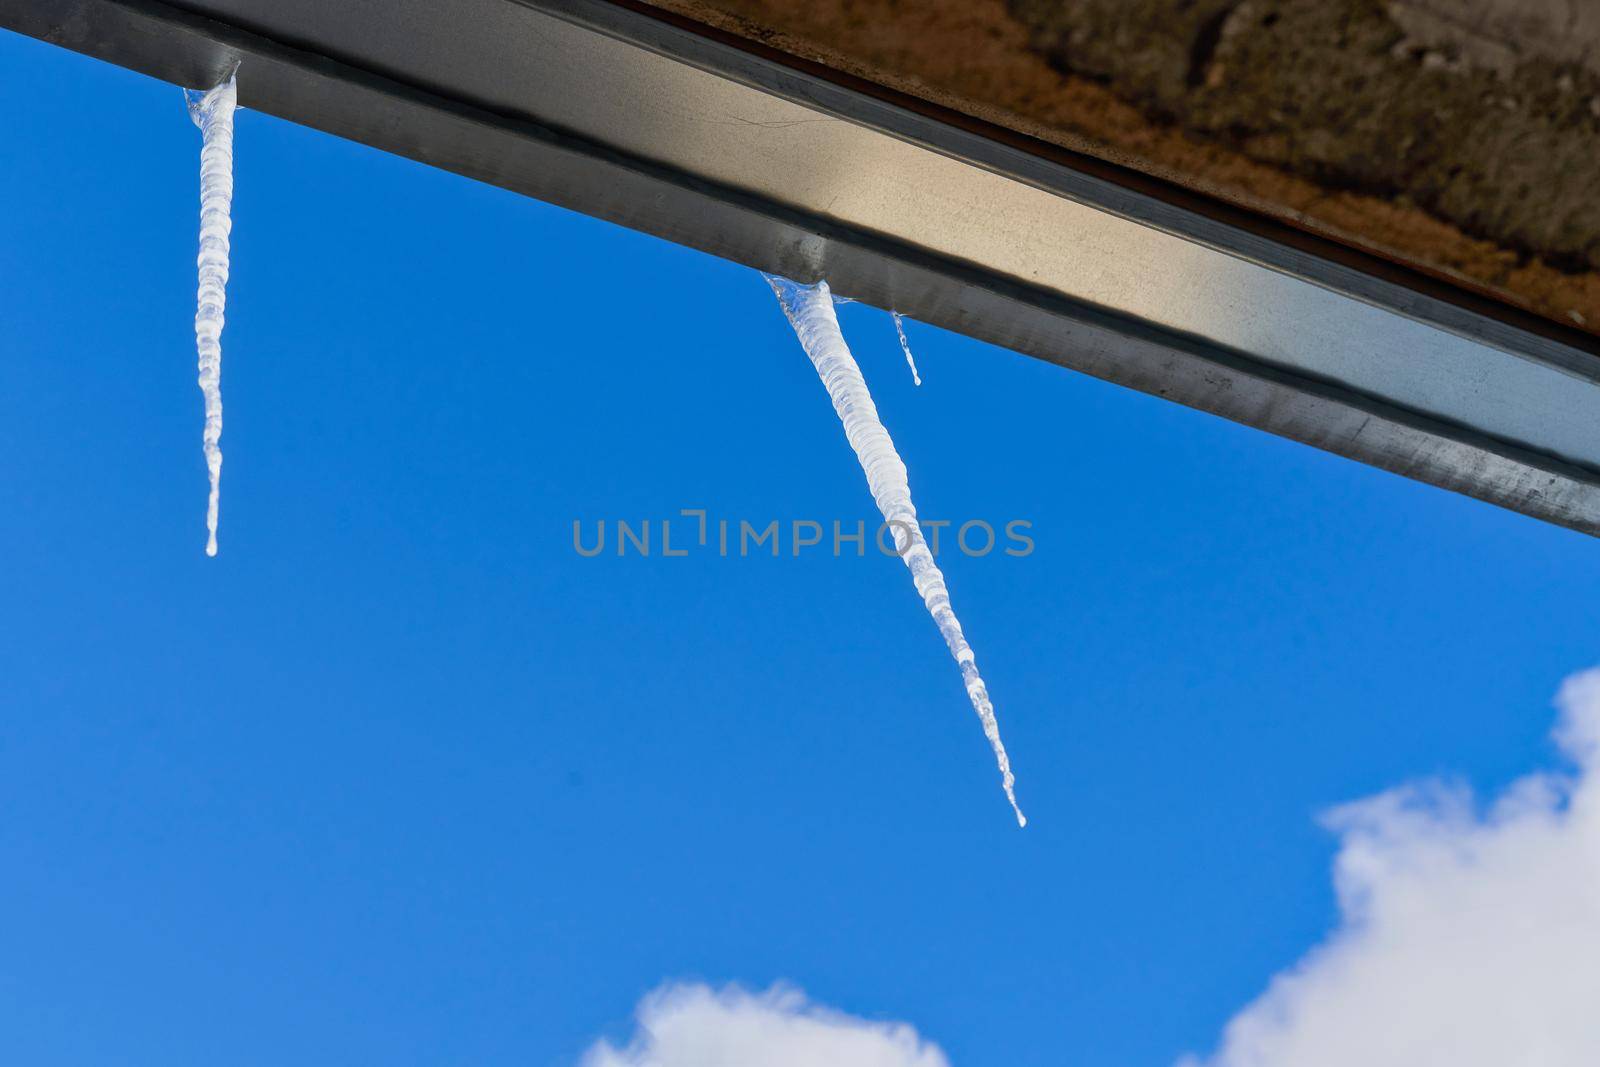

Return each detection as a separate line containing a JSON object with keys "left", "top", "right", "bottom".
{"left": 1183, "top": 668, "right": 1600, "bottom": 1067}
{"left": 588, "top": 673, "right": 1600, "bottom": 1067}
{"left": 581, "top": 983, "right": 949, "bottom": 1067}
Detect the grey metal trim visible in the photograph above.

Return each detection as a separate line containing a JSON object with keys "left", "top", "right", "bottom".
{"left": 6, "top": 0, "right": 1600, "bottom": 533}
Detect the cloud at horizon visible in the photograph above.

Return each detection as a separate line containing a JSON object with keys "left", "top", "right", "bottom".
{"left": 581, "top": 983, "right": 950, "bottom": 1067}
{"left": 1182, "top": 667, "right": 1600, "bottom": 1067}
{"left": 584, "top": 670, "right": 1600, "bottom": 1067}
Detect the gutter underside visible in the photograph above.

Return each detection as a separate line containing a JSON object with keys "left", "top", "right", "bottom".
{"left": 6, "top": 0, "right": 1600, "bottom": 534}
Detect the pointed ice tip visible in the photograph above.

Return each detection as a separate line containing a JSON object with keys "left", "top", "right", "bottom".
{"left": 1008, "top": 794, "right": 1026, "bottom": 827}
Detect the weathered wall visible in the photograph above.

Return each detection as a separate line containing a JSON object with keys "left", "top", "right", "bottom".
{"left": 1010, "top": 0, "right": 1600, "bottom": 273}
{"left": 645, "top": 0, "right": 1600, "bottom": 333}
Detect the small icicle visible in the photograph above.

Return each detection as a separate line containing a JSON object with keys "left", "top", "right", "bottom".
{"left": 891, "top": 311, "right": 922, "bottom": 386}
{"left": 767, "top": 275, "right": 1024, "bottom": 826}
{"left": 185, "top": 72, "right": 237, "bottom": 557}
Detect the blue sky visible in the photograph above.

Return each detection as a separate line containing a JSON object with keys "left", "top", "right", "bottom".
{"left": 3, "top": 30, "right": 1599, "bottom": 1067}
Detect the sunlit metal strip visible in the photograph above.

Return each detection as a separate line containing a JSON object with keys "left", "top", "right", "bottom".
{"left": 5, "top": 0, "right": 1599, "bottom": 533}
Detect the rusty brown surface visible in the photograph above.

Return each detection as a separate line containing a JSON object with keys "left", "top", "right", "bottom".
{"left": 641, "top": 0, "right": 1600, "bottom": 335}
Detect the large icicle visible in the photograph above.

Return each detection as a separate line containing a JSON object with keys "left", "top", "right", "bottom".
{"left": 185, "top": 73, "right": 237, "bottom": 557}
{"left": 767, "top": 276, "right": 1024, "bottom": 826}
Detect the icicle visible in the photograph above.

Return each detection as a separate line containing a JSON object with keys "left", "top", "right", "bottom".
{"left": 891, "top": 311, "right": 922, "bottom": 386}
{"left": 767, "top": 275, "right": 1024, "bottom": 826}
{"left": 185, "top": 72, "right": 237, "bottom": 557}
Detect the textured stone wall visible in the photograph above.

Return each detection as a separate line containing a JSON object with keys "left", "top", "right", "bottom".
{"left": 1010, "top": 0, "right": 1600, "bottom": 273}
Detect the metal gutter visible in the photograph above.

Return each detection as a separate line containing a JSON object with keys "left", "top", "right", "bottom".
{"left": 5, "top": 0, "right": 1600, "bottom": 533}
